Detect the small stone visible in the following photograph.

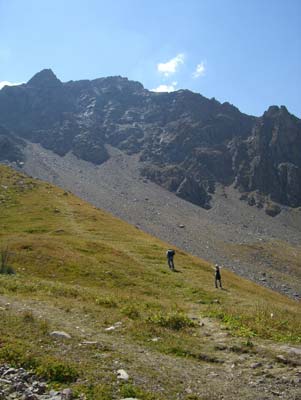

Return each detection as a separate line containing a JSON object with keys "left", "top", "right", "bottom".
{"left": 21, "top": 393, "right": 38, "bottom": 400}
{"left": 276, "top": 355, "right": 287, "bottom": 364}
{"left": 49, "top": 390, "right": 60, "bottom": 396}
{"left": 62, "top": 388, "right": 73, "bottom": 399}
{"left": 81, "top": 341, "right": 98, "bottom": 345}
{"left": 117, "top": 369, "right": 129, "bottom": 381}
{"left": 2, "top": 368, "right": 16, "bottom": 377}
{"left": 105, "top": 326, "right": 116, "bottom": 331}
{"left": 0, "top": 378, "right": 11, "bottom": 384}
{"left": 13, "top": 382, "right": 28, "bottom": 392}
{"left": 32, "top": 381, "right": 46, "bottom": 394}
{"left": 49, "top": 331, "right": 71, "bottom": 339}
{"left": 250, "top": 362, "right": 262, "bottom": 369}
{"left": 208, "top": 372, "right": 219, "bottom": 377}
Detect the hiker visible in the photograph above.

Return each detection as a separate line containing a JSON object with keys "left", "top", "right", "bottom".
{"left": 215, "top": 264, "right": 222, "bottom": 288}
{"left": 166, "top": 249, "right": 175, "bottom": 271}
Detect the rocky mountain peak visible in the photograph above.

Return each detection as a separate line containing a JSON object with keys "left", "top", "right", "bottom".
{"left": 27, "top": 69, "right": 62, "bottom": 88}
{"left": 91, "top": 75, "right": 145, "bottom": 92}
{"left": 0, "top": 69, "right": 300, "bottom": 213}
{"left": 264, "top": 105, "right": 290, "bottom": 119}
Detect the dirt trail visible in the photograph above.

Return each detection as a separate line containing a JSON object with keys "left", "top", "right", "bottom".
{"left": 1, "top": 294, "right": 300, "bottom": 400}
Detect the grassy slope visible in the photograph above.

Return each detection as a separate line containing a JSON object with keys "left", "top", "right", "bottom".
{"left": 0, "top": 165, "right": 300, "bottom": 400}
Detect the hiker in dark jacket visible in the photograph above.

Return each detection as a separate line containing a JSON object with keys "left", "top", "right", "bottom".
{"left": 166, "top": 249, "right": 175, "bottom": 271}
{"left": 215, "top": 264, "right": 222, "bottom": 288}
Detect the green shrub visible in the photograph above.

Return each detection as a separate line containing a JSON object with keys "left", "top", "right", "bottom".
{"left": 0, "top": 247, "right": 15, "bottom": 275}
{"left": 121, "top": 304, "right": 140, "bottom": 319}
{"left": 206, "top": 305, "right": 301, "bottom": 343}
{"left": 22, "top": 310, "right": 35, "bottom": 323}
{"left": 148, "top": 311, "right": 195, "bottom": 330}
{"left": 120, "top": 383, "right": 158, "bottom": 400}
{"left": 120, "top": 383, "right": 139, "bottom": 398}
{"left": 0, "top": 343, "right": 38, "bottom": 369}
{"left": 36, "top": 358, "right": 79, "bottom": 382}
{"left": 74, "top": 383, "right": 113, "bottom": 400}
{"left": 95, "top": 296, "right": 118, "bottom": 308}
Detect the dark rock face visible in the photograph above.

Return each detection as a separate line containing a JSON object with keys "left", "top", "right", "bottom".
{"left": 0, "top": 126, "right": 25, "bottom": 162}
{"left": 233, "top": 106, "right": 301, "bottom": 208}
{"left": 0, "top": 69, "right": 300, "bottom": 211}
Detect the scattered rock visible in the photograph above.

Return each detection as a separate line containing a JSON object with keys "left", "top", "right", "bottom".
{"left": 250, "top": 362, "right": 262, "bottom": 369}
{"left": 31, "top": 381, "right": 47, "bottom": 395}
{"left": 276, "top": 355, "right": 288, "bottom": 364}
{"left": 105, "top": 326, "right": 116, "bottom": 331}
{"left": 105, "top": 321, "right": 122, "bottom": 331}
{"left": 61, "top": 388, "right": 73, "bottom": 399}
{"left": 81, "top": 341, "right": 98, "bottom": 345}
{"left": 117, "top": 369, "right": 129, "bottom": 381}
{"left": 49, "top": 331, "right": 71, "bottom": 339}
{"left": 2, "top": 368, "right": 17, "bottom": 377}
{"left": 0, "top": 364, "right": 81, "bottom": 399}
{"left": 121, "top": 398, "right": 140, "bottom": 400}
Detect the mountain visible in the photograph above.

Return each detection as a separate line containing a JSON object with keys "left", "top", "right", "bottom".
{"left": 0, "top": 165, "right": 300, "bottom": 400}
{"left": 0, "top": 125, "right": 25, "bottom": 162}
{"left": 1, "top": 69, "right": 300, "bottom": 213}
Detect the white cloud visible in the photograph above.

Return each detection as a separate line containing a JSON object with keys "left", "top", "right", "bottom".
{"left": 0, "top": 81, "right": 22, "bottom": 90}
{"left": 151, "top": 81, "right": 178, "bottom": 93}
{"left": 193, "top": 62, "right": 206, "bottom": 78}
{"left": 157, "top": 54, "right": 185, "bottom": 76}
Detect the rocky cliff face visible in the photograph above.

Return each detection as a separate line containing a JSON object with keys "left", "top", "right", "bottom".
{"left": 0, "top": 125, "right": 25, "bottom": 162}
{"left": 232, "top": 106, "right": 301, "bottom": 209}
{"left": 0, "top": 69, "right": 300, "bottom": 213}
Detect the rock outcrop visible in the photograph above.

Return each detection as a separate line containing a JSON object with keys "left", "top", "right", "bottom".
{"left": 0, "top": 126, "right": 25, "bottom": 162}
{"left": 0, "top": 69, "right": 300, "bottom": 212}
{"left": 0, "top": 364, "right": 79, "bottom": 400}
{"left": 233, "top": 106, "right": 301, "bottom": 208}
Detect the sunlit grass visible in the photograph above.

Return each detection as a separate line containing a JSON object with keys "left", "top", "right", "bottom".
{"left": 0, "top": 164, "right": 300, "bottom": 399}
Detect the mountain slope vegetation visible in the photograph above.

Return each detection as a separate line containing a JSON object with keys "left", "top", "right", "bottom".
{"left": 0, "top": 165, "right": 300, "bottom": 399}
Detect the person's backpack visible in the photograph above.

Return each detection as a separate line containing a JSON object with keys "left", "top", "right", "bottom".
{"left": 167, "top": 249, "right": 175, "bottom": 258}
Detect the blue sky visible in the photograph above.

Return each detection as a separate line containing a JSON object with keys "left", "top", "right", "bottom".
{"left": 0, "top": 0, "right": 300, "bottom": 117}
